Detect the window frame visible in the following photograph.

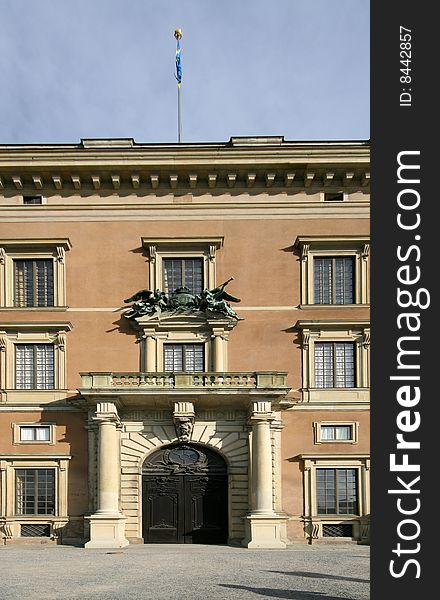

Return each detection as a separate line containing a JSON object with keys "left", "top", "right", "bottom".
{"left": 0, "top": 239, "right": 71, "bottom": 309}
{"left": 294, "top": 236, "right": 369, "bottom": 306}
{"left": 13, "top": 423, "right": 56, "bottom": 446}
{"left": 22, "top": 195, "right": 45, "bottom": 205}
{"left": 300, "top": 454, "right": 370, "bottom": 539}
{"left": 15, "top": 467, "right": 56, "bottom": 516}
{"left": 163, "top": 342, "right": 206, "bottom": 372}
{"left": 14, "top": 343, "right": 55, "bottom": 390}
{"left": 314, "top": 341, "right": 356, "bottom": 388}
{"left": 0, "top": 323, "right": 71, "bottom": 402}
{"left": 141, "top": 237, "right": 223, "bottom": 293}
{"left": 313, "top": 255, "right": 355, "bottom": 305}
{"left": 296, "top": 320, "right": 370, "bottom": 406}
{"left": 14, "top": 258, "right": 55, "bottom": 307}
{"left": 313, "top": 421, "right": 359, "bottom": 444}
{"left": 162, "top": 257, "right": 204, "bottom": 295}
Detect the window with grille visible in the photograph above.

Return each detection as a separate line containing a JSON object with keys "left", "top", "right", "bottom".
{"left": 15, "top": 344, "right": 55, "bottom": 389}
{"left": 19, "top": 426, "right": 51, "bottom": 442}
{"left": 314, "top": 343, "right": 355, "bottom": 388}
{"left": 14, "top": 259, "right": 54, "bottom": 307}
{"left": 163, "top": 258, "right": 203, "bottom": 295}
{"left": 314, "top": 257, "right": 354, "bottom": 304}
{"left": 164, "top": 344, "right": 204, "bottom": 372}
{"left": 317, "top": 468, "right": 358, "bottom": 515}
{"left": 320, "top": 425, "right": 353, "bottom": 441}
{"left": 15, "top": 469, "right": 55, "bottom": 515}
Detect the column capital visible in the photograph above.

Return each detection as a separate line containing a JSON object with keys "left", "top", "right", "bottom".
{"left": 248, "top": 400, "right": 274, "bottom": 422}
{"left": 94, "top": 401, "right": 121, "bottom": 425}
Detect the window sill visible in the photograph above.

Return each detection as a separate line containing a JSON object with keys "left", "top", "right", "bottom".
{"left": 299, "top": 304, "right": 370, "bottom": 310}
{"left": 0, "top": 306, "right": 68, "bottom": 311}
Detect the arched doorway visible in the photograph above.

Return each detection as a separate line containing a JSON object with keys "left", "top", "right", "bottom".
{"left": 142, "top": 444, "right": 228, "bottom": 544}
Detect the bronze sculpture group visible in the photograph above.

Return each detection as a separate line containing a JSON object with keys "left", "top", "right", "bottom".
{"left": 124, "top": 277, "right": 242, "bottom": 320}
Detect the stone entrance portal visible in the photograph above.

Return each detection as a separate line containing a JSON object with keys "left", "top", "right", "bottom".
{"left": 142, "top": 444, "right": 228, "bottom": 544}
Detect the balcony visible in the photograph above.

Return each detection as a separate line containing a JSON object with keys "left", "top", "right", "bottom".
{"left": 78, "top": 371, "right": 289, "bottom": 408}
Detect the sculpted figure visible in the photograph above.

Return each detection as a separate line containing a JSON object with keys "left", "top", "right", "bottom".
{"left": 198, "top": 277, "right": 242, "bottom": 319}
{"left": 175, "top": 419, "right": 193, "bottom": 442}
{"left": 124, "top": 289, "right": 168, "bottom": 318}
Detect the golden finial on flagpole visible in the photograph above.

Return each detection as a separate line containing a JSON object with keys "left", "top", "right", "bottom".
{"left": 174, "top": 28, "right": 182, "bottom": 40}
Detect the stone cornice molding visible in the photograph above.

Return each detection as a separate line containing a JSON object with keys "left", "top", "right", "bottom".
{"left": 0, "top": 238, "right": 72, "bottom": 250}
{"left": 0, "top": 139, "right": 370, "bottom": 194}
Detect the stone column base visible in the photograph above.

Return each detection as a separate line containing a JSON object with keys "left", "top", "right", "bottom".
{"left": 84, "top": 513, "right": 129, "bottom": 549}
{"left": 243, "top": 514, "right": 287, "bottom": 549}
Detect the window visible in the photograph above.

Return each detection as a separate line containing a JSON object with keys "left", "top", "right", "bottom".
{"left": 163, "top": 258, "right": 203, "bottom": 294}
{"left": 296, "top": 320, "right": 369, "bottom": 404}
{"left": 164, "top": 344, "right": 204, "bottom": 372}
{"left": 14, "top": 259, "right": 54, "bottom": 307}
{"left": 22, "top": 195, "right": 43, "bottom": 205}
{"left": 321, "top": 425, "right": 352, "bottom": 441}
{"left": 15, "top": 344, "right": 55, "bottom": 389}
{"left": 316, "top": 468, "right": 358, "bottom": 515}
{"left": 313, "top": 421, "right": 358, "bottom": 444}
{"left": 294, "top": 236, "right": 369, "bottom": 305}
{"left": 19, "top": 426, "right": 51, "bottom": 442}
{"left": 324, "top": 192, "right": 344, "bottom": 202}
{"left": 15, "top": 469, "right": 55, "bottom": 515}
{"left": 0, "top": 238, "right": 71, "bottom": 308}
{"left": 314, "top": 342, "right": 355, "bottom": 388}
{"left": 313, "top": 257, "right": 354, "bottom": 304}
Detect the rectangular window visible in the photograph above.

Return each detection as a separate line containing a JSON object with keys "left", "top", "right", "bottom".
{"left": 163, "top": 258, "right": 203, "bottom": 295}
{"left": 314, "top": 257, "right": 354, "bottom": 304}
{"left": 14, "top": 259, "right": 54, "bottom": 307}
{"left": 317, "top": 468, "right": 358, "bottom": 515}
{"left": 324, "top": 192, "right": 344, "bottom": 202}
{"left": 15, "top": 469, "right": 55, "bottom": 515}
{"left": 320, "top": 425, "right": 353, "bottom": 441}
{"left": 164, "top": 344, "right": 204, "bottom": 372}
{"left": 22, "top": 195, "right": 43, "bottom": 205}
{"left": 19, "top": 426, "right": 51, "bottom": 442}
{"left": 314, "top": 343, "right": 355, "bottom": 388}
{"left": 15, "top": 344, "right": 55, "bottom": 389}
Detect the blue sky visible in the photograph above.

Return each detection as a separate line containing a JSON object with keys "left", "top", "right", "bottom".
{"left": 0, "top": 0, "right": 369, "bottom": 144}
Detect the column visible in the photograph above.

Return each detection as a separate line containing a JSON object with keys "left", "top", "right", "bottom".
{"left": 145, "top": 335, "right": 156, "bottom": 372}
{"left": 85, "top": 402, "right": 128, "bottom": 549}
{"left": 212, "top": 332, "right": 225, "bottom": 371}
{"left": 244, "top": 401, "right": 286, "bottom": 549}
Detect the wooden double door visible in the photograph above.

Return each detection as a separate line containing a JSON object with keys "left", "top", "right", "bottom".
{"left": 142, "top": 444, "right": 228, "bottom": 544}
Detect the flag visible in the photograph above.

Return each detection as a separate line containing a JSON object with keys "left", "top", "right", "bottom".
{"left": 175, "top": 37, "right": 182, "bottom": 87}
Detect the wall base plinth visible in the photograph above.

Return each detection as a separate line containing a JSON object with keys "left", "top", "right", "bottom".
{"left": 243, "top": 514, "right": 287, "bottom": 549}
{"left": 84, "top": 513, "right": 128, "bottom": 549}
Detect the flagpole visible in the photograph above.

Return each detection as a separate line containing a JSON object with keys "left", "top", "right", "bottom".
{"left": 174, "top": 29, "right": 183, "bottom": 143}
{"left": 178, "top": 83, "right": 182, "bottom": 144}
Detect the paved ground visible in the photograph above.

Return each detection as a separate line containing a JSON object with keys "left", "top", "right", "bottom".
{"left": 0, "top": 543, "right": 369, "bottom": 600}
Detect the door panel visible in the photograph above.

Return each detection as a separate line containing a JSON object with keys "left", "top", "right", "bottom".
{"left": 142, "top": 444, "right": 228, "bottom": 544}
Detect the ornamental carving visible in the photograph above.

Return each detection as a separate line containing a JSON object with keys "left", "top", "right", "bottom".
{"left": 174, "top": 417, "right": 194, "bottom": 443}
{"left": 123, "top": 278, "right": 242, "bottom": 320}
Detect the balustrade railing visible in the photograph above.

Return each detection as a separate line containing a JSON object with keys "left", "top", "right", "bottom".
{"left": 80, "top": 371, "right": 287, "bottom": 390}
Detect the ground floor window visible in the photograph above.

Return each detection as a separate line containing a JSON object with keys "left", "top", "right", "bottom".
{"left": 15, "top": 468, "right": 55, "bottom": 515}
{"left": 316, "top": 468, "right": 358, "bottom": 515}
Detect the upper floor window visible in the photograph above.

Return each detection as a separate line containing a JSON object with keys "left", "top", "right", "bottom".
{"left": 324, "top": 192, "right": 344, "bottom": 202}
{"left": 0, "top": 238, "right": 71, "bottom": 308}
{"left": 294, "top": 236, "right": 369, "bottom": 305}
{"left": 164, "top": 343, "right": 205, "bottom": 372}
{"left": 14, "top": 259, "right": 54, "bottom": 307}
{"left": 316, "top": 468, "right": 358, "bottom": 515}
{"left": 313, "top": 257, "right": 354, "bottom": 305}
{"left": 22, "top": 195, "right": 43, "bottom": 205}
{"left": 15, "top": 344, "right": 55, "bottom": 389}
{"left": 19, "top": 425, "right": 51, "bottom": 442}
{"left": 320, "top": 425, "right": 352, "bottom": 441}
{"left": 314, "top": 342, "right": 355, "bottom": 388}
{"left": 15, "top": 468, "right": 55, "bottom": 515}
{"left": 163, "top": 258, "right": 203, "bottom": 295}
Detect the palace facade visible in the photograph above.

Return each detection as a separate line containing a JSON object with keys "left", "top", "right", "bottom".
{"left": 0, "top": 137, "right": 370, "bottom": 548}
